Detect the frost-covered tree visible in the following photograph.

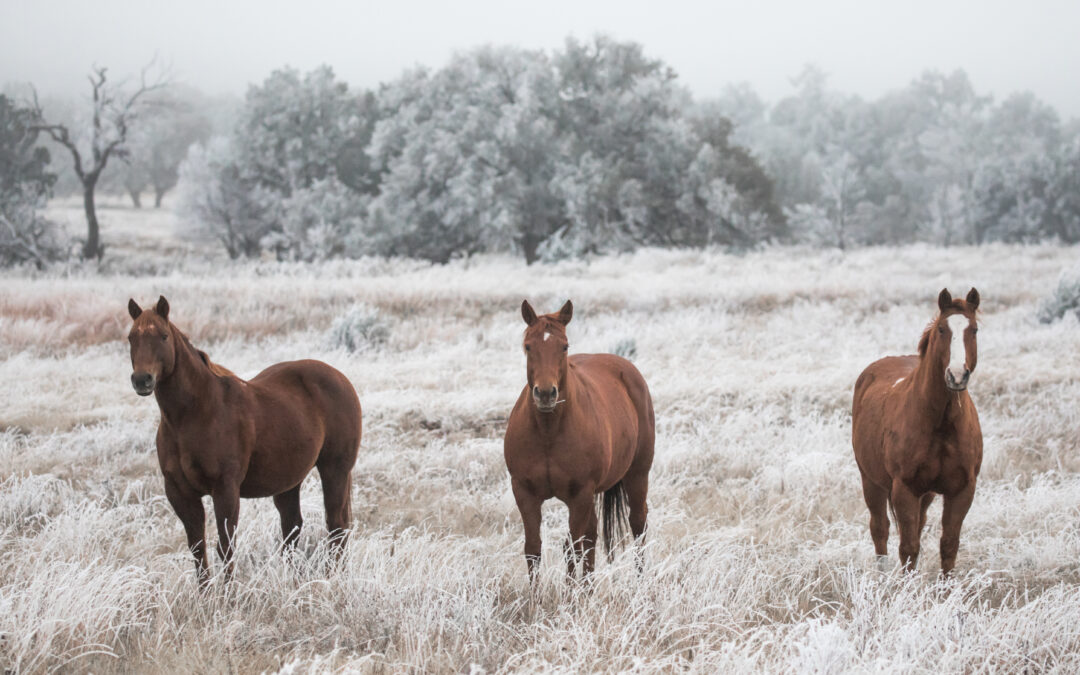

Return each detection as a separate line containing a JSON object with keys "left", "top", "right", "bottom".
{"left": 0, "top": 95, "right": 66, "bottom": 267}
{"left": 176, "top": 138, "right": 271, "bottom": 259}
{"left": 176, "top": 66, "right": 373, "bottom": 259}
{"left": 115, "top": 89, "right": 212, "bottom": 207}
{"left": 369, "top": 47, "right": 556, "bottom": 262}
{"left": 370, "top": 37, "right": 781, "bottom": 263}
{"left": 235, "top": 66, "right": 368, "bottom": 195}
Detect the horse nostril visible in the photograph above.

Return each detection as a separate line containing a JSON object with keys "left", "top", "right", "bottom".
{"left": 547, "top": 387, "right": 558, "bottom": 399}
{"left": 532, "top": 385, "right": 541, "bottom": 397}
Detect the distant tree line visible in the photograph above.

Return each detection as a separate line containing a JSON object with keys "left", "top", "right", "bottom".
{"left": 715, "top": 66, "right": 1080, "bottom": 248}
{"left": 178, "top": 38, "right": 785, "bottom": 263}
{"left": 179, "top": 41, "right": 1080, "bottom": 263}
{"left": 5, "top": 36, "right": 1080, "bottom": 267}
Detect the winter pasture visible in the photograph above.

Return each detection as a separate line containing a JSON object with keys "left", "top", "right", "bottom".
{"left": 1, "top": 200, "right": 1079, "bottom": 673}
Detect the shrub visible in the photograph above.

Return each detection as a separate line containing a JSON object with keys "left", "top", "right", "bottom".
{"left": 611, "top": 337, "right": 638, "bottom": 361}
{"left": 1037, "top": 264, "right": 1080, "bottom": 323}
{"left": 325, "top": 304, "right": 390, "bottom": 352}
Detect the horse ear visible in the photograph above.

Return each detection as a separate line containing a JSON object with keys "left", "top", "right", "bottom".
{"left": 557, "top": 300, "right": 573, "bottom": 325}
{"left": 966, "top": 287, "right": 980, "bottom": 311}
{"left": 521, "top": 300, "right": 537, "bottom": 326}
{"left": 156, "top": 295, "right": 170, "bottom": 321}
{"left": 937, "top": 288, "right": 953, "bottom": 312}
{"left": 128, "top": 299, "right": 142, "bottom": 320}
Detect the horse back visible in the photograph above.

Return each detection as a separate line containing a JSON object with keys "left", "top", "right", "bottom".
{"left": 570, "top": 353, "right": 652, "bottom": 426}
{"left": 568, "top": 353, "right": 654, "bottom": 481}
{"left": 249, "top": 359, "right": 361, "bottom": 431}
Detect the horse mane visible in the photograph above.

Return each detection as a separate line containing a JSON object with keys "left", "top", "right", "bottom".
{"left": 917, "top": 323, "right": 932, "bottom": 357}
{"left": 173, "top": 325, "right": 239, "bottom": 379}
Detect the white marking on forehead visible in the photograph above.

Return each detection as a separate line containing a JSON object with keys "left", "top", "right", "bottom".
{"left": 543, "top": 332, "right": 551, "bottom": 341}
{"left": 892, "top": 377, "right": 905, "bottom": 387}
{"left": 946, "top": 314, "right": 969, "bottom": 333}
{"left": 947, "top": 314, "right": 969, "bottom": 372}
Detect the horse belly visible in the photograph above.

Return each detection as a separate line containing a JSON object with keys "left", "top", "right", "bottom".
{"left": 240, "top": 422, "right": 323, "bottom": 497}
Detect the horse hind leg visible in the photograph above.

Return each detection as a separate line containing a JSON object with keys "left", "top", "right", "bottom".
{"left": 317, "top": 467, "right": 353, "bottom": 559}
{"left": 567, "top": 492, "right": 599, "bottom": 579}
{"left": 316, "top": 427, "right": 359, "bottom": 562}
{"left": 622, "top": 471, "right": 649, "bottom": 573}
{"left": 273, "top": 484, "right": 303, "bottom": 551}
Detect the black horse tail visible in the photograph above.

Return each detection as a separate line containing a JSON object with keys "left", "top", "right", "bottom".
{"left": 599, "top": 481, "right": 629, "bottom": 560}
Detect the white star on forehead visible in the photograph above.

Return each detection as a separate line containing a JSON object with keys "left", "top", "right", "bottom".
{"left": 543, "top": 332, "right": 551, "bottom": 341}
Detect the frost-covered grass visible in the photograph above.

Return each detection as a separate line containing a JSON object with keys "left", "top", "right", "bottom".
{"left": 1, "top": 238, "right": 1079, "bottom": 673}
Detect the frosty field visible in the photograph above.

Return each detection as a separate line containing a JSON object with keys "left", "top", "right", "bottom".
{"left": 1, "top": 208, "right": 1079, "bottom": 672}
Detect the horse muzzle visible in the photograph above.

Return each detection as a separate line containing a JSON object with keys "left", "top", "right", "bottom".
{"left": 131, "top": 372, "right": 157, "bottom": 396}
{"left": 532, "top": 385, "right": 560, "bottom": 413}
{"left": 945, "top": 367, "right": 970, "bottom": 391}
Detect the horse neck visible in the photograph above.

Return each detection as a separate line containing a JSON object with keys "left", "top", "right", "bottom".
{"left": 910, "top": 346, "right": 956, "bottom": 428}
{"left": 154, "top": 326, "right": 219, "bottom": 421}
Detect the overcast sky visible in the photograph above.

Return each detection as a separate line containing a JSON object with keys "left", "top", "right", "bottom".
{"left": 3, "top": 0, "right": 1078, "bottom": 117}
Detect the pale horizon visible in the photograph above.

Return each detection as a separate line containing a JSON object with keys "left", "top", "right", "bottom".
{"left": 3, "top": 0, "right": 1079, "bottom": 117}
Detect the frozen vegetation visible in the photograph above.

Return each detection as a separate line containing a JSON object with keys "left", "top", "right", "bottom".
{"left": 0, "top": 202, "right": 1078, "bottom": 672}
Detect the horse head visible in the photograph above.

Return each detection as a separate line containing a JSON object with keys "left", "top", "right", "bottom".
{"left": 919, "top": 287, "right": 980, "bottom": 391}
{"left": 520, "top": 299, "right": 573, "bottom": 413}
{"left": 126, "top": 295, "right": 176, "bottom": 396}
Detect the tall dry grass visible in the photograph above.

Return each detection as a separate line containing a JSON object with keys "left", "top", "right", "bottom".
{"left": 1, "top": 234, "right": 1079, "bottom": 672}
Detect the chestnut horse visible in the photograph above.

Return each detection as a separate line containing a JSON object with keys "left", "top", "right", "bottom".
{"left": 127, "top": 296, "right": 362, "bottom": 584}
{"left": 504, "top": 300, "right": 655, "bottom": 580}
{"left": 852, "top": 288, "right": 982, "bottom": 575}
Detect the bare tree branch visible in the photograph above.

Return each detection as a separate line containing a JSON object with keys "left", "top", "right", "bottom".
{"left": 27, "top": 59, "right": 174, "bottom": 258}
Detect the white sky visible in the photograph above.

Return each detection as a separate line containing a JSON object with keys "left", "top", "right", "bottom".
{"left": 3, "top": 0, "right": 1079, "bottom": 118}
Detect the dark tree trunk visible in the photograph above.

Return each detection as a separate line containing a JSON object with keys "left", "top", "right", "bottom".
{"left": 522, "top": 231, "right": 541, "bottom": 265}
{"left": 128, "top": 189, "right": 142, "bottom": 208}
{"left": 154, "top": 186, "right": 166, "bottom": 208}
{"left": 82, "top": 178, "right": 102, "bottom": 259}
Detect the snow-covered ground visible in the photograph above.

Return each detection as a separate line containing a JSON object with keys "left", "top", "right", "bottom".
{"left": 1, "top": 209, "right": 1078, "bottom": 672}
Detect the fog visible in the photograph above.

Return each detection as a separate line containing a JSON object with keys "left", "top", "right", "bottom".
{"left": 3, "top": 0, "right": 1079, "bottom": 116}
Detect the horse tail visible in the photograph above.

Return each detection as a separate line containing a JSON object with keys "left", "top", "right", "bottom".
{"left": 599, "top": 481, "right": 629, "bottom": 560}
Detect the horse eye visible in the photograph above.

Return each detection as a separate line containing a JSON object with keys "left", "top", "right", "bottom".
{"left": 161, "top": 334, "right": 168, "bottom": 341}
{"left": 938, "top": 326, "right": 945, "bottom": 334}
{"left": 524, "top": 345, "right": 530, "bottom": 352}
{"left": 563, "top": 344, "right": 568, "bottom": 352}
{"left": 971, "top": 327, "right": 978, "bottom": 334}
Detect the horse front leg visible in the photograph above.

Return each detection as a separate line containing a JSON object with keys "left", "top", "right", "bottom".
{"left": 891, "top": 479, "right": 923, "bottom": 572}
{"left": 212, "top": 482, "right": 241, "bottom": 581}
{"left": 940, "top": 483, "right": 975, "bottom": 577}
{"left": 511, "top": 479, "right": 543, "bottom": 584}
{"left": 164, "top": 476, "right": 209, "bottom": 587}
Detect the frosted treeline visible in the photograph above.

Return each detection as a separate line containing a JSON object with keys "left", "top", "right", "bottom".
{"left": 172, "top": 37, "right": 1080, "bottom": 263}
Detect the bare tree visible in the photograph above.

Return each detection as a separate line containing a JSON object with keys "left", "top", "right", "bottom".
{"left": 32, "top": 62, "right": 170, "bottom": 259}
